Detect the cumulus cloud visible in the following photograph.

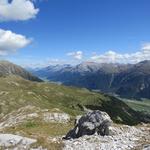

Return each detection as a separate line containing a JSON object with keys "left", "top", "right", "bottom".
{"left": 67, "top": 51, "right": 83, "bottom": 60}
{"left": 0, "top": 0, "right": 39, "bottom": 21}
{"left": 0, "top": 28, "right": 31, "bottom": 56}
{"left": 91, "top": 43, "right": 150, "bottom": 64}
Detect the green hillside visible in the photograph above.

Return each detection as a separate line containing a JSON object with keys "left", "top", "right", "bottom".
{"left": 0, "top": 75, "right": 146, "bottom": 125}
{"left": 0, "top": 75, "right": 150, "bottom": 149}
{"left": 124, "top": 99, "right": 150, "bottom": 114}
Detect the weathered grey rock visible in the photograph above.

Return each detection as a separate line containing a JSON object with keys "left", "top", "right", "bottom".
{"left": 0, "top": 134, "right": 37, "bottom": 149}
{"left": 0, "top": 106, "right": 70, "bottom": 131}
{"left": 64, "top": 110, "right": 112, "bottom": 139}
{"left": 43, "top": 112, "right": 70, "bottom": 123}
{"left": 143, "top": 144, "right": 150, "bottom": 150}
{"left": 63, "top": 124, "right": 150, "bottom": 150}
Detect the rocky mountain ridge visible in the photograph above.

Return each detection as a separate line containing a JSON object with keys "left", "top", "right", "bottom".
{"left": 0, "top": 60, "right": 42, "bottom": 82}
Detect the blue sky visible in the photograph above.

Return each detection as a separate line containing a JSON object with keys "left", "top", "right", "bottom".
{"left": 0, "top": 0, "right": 150, "bottom": 67}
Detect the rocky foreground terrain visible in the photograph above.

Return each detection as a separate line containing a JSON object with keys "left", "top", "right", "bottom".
{"left": 63, "top": 124, "right": 150, "bottom": 150}
{"left": 0, "top": 107, "right": 149, "bottom": 150}
{"left": 0, "top": 124, "right": 149, "bottom": 150}
{"left": 63, "top": 110, "right": 150, "bottom": 150}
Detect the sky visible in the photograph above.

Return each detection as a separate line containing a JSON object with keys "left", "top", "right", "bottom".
{"left": 0, "top": 0, "right": 150, "bottom": 67}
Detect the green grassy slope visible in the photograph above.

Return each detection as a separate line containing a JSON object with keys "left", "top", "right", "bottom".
{"left": 123, "top": 100, "right": 150, "bottom": 114}
{"left": 0, "top": 75, "right": 146, "bottom": 125}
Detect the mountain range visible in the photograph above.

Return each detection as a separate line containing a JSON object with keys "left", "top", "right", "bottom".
{"left": 31, "top": 60, "right": 150, "bottom": 99}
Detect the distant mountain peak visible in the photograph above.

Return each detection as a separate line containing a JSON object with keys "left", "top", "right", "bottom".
{"left": 139, "top": 60, "right": 150, "bottom": 63}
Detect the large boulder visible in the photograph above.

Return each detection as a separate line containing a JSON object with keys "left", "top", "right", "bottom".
{"left": 0, "top": 134, "right": 36, "bottom": 148}
{"left": 64, "top": 110, "right": 112, "bottom": 139}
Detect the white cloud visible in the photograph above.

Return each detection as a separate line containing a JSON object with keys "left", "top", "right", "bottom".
{"left": 0, "top": 29, "right": 31, "bottom": 56}
{"left": 91, "top": 43, "right": 150, "bottom": 64}
{"left": 67, "top": 51, "right": 83, "bottom": 60}
{"left": 0, "top": 0, "right": 39, "bottom": 21}
{"left": 142, "top": 43, "right": 150, "bottom": 51}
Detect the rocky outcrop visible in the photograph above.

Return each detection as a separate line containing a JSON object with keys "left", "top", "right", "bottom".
{"left": 0, "top": 134, "right": 36, "bottom": 149}
{"left": 0, "top": 106, "right": 70, "bottom": 130}
{"left": 64, "top": 110, "right": 112, "bottom": 139}
{"left": 63, "top": 124, "right": 150, "bottom": 150}
{"left": 143, "top": 145, "right": 150, "bottom": 150}
{"left": 43, "top": 112, "right": 70, "bottom": 123}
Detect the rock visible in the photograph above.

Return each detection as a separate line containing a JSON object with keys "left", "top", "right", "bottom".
{"left": 143, "top": 144, "right": 150, "bottom": 150}
{"left": 0, "top": 134, "right": 36, "bottom": 148}
{"left": 64, "top": 110, "right": 112, "bottom": 139}
{"left": 63, "top": 123, "right": 150, "bottom": 150}
{"left": 0, "top": 106, "right": 40, "bottom": 129}
{"left": 0, "top": 106, "right": 70, "bottom": 130}
{"left": 43, "top": 112, "right": 70, "bottom": 123}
